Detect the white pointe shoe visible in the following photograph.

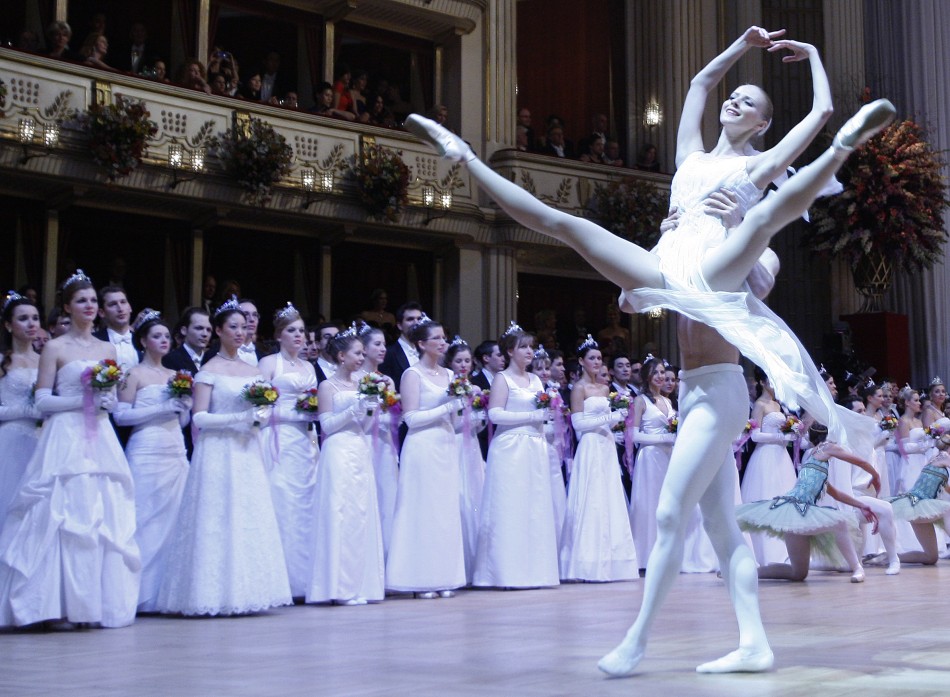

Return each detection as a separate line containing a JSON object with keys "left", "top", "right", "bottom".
{"left": 832, "top": 99, "right": 897, "bottom": 152}
{"left": 885, "top": 559, "right": 901, "bottom": 576}
{"left": 695, "top": 648, "right": 774, "bottom": 674}
{"left": 597, "top": 645, "right": 645, "bottom": 678}
{"left": 404, "top": 114, "right": 473, "bottom": 162}
{"left": 850, "top": 565, "right": 865, "bottom": 583}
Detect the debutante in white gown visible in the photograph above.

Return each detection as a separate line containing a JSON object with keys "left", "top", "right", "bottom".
{"left": 629, "top": 395, "right": 674, "bottom": 566}
{"left": 559, "top": 396, "right": 638, "bottom": 581}
{"left": 740, "top": 411, "right": 797, "bottom": 565}
{"left": 124, "top": 384, "right": 189, "bottom": 612}
{"left": 262, "top": 357, "right": 319, "bottom": 598}
{"left": 386, "top": 366, "right": 465, "bottom": 592}
{"left": 0, "top": 367, "right": 41, "bottom": 532}
{"left": 474, "top": 373, "right": 559, "bottom": 588}
{"left": 0, "top": 361, "right": 140, "bottom": 627}
{"left": 307, "top": 387, "right": 384, "bottom": 603}
{"left": 156, "top": 372, "right": 291, "bottom": 615}
{"left": 456, "top": 408, "right": 486, "bottom": 584}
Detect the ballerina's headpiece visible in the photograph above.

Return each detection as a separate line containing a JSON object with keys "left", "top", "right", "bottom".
{"left": 61, "top": 268, "right": 92, "bottom": 292}
{"left": 501, "top": 320, "right": 523, "bottom": 338}
{"left": 275, "top": 301, "right": 300, "bottom": 322}
{"left": 449, "top": 335, "right": 468, "bottom": 349}
{"left": 577, "top": 334, "right": 598, "bottom": 353}
{"left": 1, "top": 290, "right": 24, "bottom": 314}
{"left": 131, "top": 308, "right": 161, "bottom": 333}
{"left": 214, "top": 295, "right": 240, "bottom": 318}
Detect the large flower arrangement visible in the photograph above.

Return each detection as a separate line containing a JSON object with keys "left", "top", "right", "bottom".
{"left": 214, "top": 117, "right": 293, "bottom": 206}
{"left": 351, "top": 144, "right": 410, "bottom": 222}
{"left": 78, "top": 96, "right": 157, "bottom": 181}
{"left": 806, "top": 118, "right": 950, "bottom": 272}
{"left": 590, "top": 176, "right": 667, "bottom": 248}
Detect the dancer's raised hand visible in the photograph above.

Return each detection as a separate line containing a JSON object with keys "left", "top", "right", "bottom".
{"left": 742, "top": 26, "right": 785, "bottom": 48}
{"left": 767, "top": 39, "right": 816, "bottom": 63}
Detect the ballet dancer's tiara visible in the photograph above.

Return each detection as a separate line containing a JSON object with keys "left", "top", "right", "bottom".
{"left": 449, "top": 335, "right": 468, "bottom": 349}
{"left": 577, "top": 334, "right": 598, "bottom": 353}
{"left": 930, "top": 376, "right": 945, "bottom": 388}
{"left": 501, "top": 320, "right": 523, "bottom": 338}
{"left": 2, "top": 290, "right": 24, "bottom": 314}
{"left": 338, "top": 322, "right": 359, "bottom": 339}
{"left": 275, "top": 301, "right": 300, "bottom": 322}
{"left": 533, "top": 344, "right": 549, "bottom": 361}
{"left": 214, "top": 295, "right": 240, "bottom": 317}
{"left": 61, "top": 268, "right": 92, "bottom": 292}
{"left": 131, "top": 308, "right": 162, "bottom": 333}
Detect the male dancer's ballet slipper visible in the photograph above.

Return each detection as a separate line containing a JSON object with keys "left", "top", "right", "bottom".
{"left": 832, "top": 99, "right": 897, "bottom": 153}
{"left": 597, "top": 646, "right": 645, "bottom": 678}
{"left": 405, "top": 114, "right": 474, "bottom": 162}
{"left": 695, "top": 647, "right": 774, "bottom": 674}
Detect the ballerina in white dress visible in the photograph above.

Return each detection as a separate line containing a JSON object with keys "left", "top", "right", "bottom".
{"left": 0, "top": 271, "right": 140, "bottom": 628}
{"left": 156, "top": 299, "right": 290, "bottom": 616}
{"left": 259, "top": 303, "right": 320, "bottom": 599}
{"left": 0, "top": 293, "right": 43, "bottom": 533}
{"left": 559, "top": 339, "right": 637, "bottom": 582}
{"left": 306, "top": 329, "right": 385, "bottom": 605}
{"left": 114, "top": 311, "right": 192, "bottom": 612}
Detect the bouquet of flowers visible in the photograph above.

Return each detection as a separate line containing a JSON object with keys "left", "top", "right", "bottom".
{"left": 77, "top": 96, "right": 158, "bottom": 181}
{"left": 879, "top": 414, "right": 899, "bottom": 431}
{"left": 358, "top": 372, "right": 389, "bottom": 397}
{"left": 381, "top": 390, "right": 401, "bottom": 412}
{"left": 81, "top": 359, "right": 124, "bottom": 390}
{"left": 668, "top": 415, "right": 679, "bottom": 434}
{"left": 213, "top": 116, "right": 293, "bottom": 206}
{"left": 744, "top": 419, "right": 758, "bottom": 433}
{"left": 167, "top": 370, "right": 194, "bottom": 397}
{"left": 925, "top": 423, "right": 947, "bottom": 439}
{"left": 448, "top": 375, "right": 474, "bottom": 398}
{"left": 779, "top": 414, "right": 802, "bottom": 436}
{"left": 241, "top": 379, "right": 279, "bottom": 426}
{"left": 470, "top": 391, "right": 489, "bottom": 412}
{"left": 535, "top": 389, "right": 556, "bottom": 409}
{"left": 608, "top": 392, "right": 631, "bottom": 411}
{"left": 295, "top": 387, "right": 319, "bottom": 430}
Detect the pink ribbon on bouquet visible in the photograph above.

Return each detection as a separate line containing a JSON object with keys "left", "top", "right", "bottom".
{"left": 460, "top": 401, "right": 474, "bottom": 454}
{"left": 733, "top": 431, "right": 752, "bottom": 471}
{"left": 79, "top": 367, "right": 100, "bottom": 443}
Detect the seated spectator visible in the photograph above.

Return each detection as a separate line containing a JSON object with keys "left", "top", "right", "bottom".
{"left": 431, "top": 104, "right": 450, "bottom": 126}
{"left": 206, "top": 49, "right": 240, "bottom": 96}
{"left": 45, "top": 21, "right": 79, "bottom": 61}
{"left": 282, "top": 91, "right": 300, "bottom": 109}
{"left": 209, "top": 72, "right": 230, "bottom": 97}
{"left": 349, "top": 70, "right": 372, "bottom": 123}
{"left": 577, "top": 112, "right": 611, "bottom": 157}
{"left": 540, "top": 124, "right": 574, "bottom": 159}
{"left": 517, "top": 108, "right": 536, "bottom": 151}
{"left": 367, "top": 94, "right": 395, "bottom": 128}
{"left": 142, "top": 56, "right": 170, "bottom": 82}
{"left": 309, "top": 81, "right": 356, "bottom": 121}
{"left": 16, "top": 29, "right": 41, "bottom": 53}
{"left": 333, "top": 64, "right": 354, "bottom": 114}
{"left": 176, "top": 59, "right": 212, "bottom": 94}
{"left": 240, "top": 71, "right": 263, "bottom": 101}
{"left": 111, "top": 21, "right": 152, "bottom": 73}
{"left": 79, "top": 32, "right": 112, "bottom": 71}
{"left": 516, "top": 125, "right": 530, "bottom": 152}
{"left": 579, "top": 136, "right": 607, "bottom": 165}
{"left": 634, "top": 143, "right": 660, "bottom": 172}
{"left": 604, "top": 140, "right": 625, "bottom": 167}
{"left": 384, "top": 83, "right": 412, "bottom": 123}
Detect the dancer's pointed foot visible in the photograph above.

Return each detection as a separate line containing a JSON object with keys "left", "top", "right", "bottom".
{"left": 850, "top": 565, "right": 865, "bottom": 583}
{"left": 885, "top": 559, "right": 901, "bottom": 576}
{"left": 832, "top": 99, "right": 896, "bottom": 154}
{"left": 696, "top": 647, "right": 774, "bottom": 674}
{"left": 597, "top": 644, "right": 645, "bottom": 678}
{"left": 405, "top": 114, "right": 474, "bottom": 162}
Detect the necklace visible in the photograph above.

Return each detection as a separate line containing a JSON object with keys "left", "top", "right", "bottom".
{"left": 280, "top": 351, "right": 298, "bottom": 367}
{"left": 218, "top": 353, "right": 238, "bottom": 362}
{"left": 144, "top": 362, "right": 165, "bottom": 373}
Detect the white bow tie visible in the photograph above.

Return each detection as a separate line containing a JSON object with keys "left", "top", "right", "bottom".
{"left": 239, "top": 344, "right": 256, "bottom": 354}
{"left": 114, "top": 334, "right": 132, "bottom": 344}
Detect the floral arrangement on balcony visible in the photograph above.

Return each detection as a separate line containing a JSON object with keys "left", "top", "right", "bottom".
{"left": 805, "top": 117, "right": 949, "bottom": 273}
{"left": 589, "top": 176, "right": 667, "bottom": 248}
{"left": 77, "top": 96, "right": 157, "bottom": 181}
{"left": 214, "top": 117, "right": 293, "bottom": 206}
{"left": 0, "top": 79, "right": 7, "bottom": 117}
{"left": 351, "top": 144, "right": 410, "bottom": 222}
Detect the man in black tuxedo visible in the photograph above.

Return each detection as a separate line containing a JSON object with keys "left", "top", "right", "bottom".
{"left": 111, "top": 22, "right": 153, "bottom": 74}
{"left": 311, "top": 322, "right": 339, "bottom": 383}
{"left": 540, "top": 124, "right": 575, "bottom": 159}
{"left": 471, "top": 340, "right": 504, "bottom": 392}
{"left": 609, "top": 353, "right": 638, "bottom": 498}
{"left": 162, "top": 307, "right": 212, "bottom": 458}
{"left": 236, "top": 299, "right": 268, "bottom": 365}
{"left": 379, "top": 302, "right": 423, "bottom": 392}
{"left": 93, "top": 286, "right": 140, "bottom": 373}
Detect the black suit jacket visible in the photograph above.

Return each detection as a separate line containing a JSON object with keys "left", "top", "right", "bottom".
{"left": 471, "top": 371, "right": 491, "bottom": 392}
{"left": 162, "top": 345, "right": 205, "bottom": 374}
{"left": 379, "top": 343, "right": 412, "bottom": 392}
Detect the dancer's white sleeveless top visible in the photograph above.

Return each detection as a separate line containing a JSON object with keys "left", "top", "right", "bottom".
{"left": 620, "top": 152, "right": 875, "bottom": 455}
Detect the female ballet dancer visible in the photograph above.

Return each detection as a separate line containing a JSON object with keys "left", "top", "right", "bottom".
{"left": 407, "top": 25, "right": 895, "bottom": 675}
{"left": 114, "top": 311, "right": 191, "bottom": 612}
{"left": 737, "top": 423, "right": 879, "bottom": 583}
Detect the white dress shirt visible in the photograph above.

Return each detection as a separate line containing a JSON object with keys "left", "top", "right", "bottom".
{"left": 317, "top": 356, "right": 337, "bottom": 379}
{"left": 107, "top": 327, "right": 139, "bottom": 372}
{"left": 397, "top": 336, "right": 420, "bottom": 367}
{"left": 238, "top": 342, "right": 259, "bottom": 367}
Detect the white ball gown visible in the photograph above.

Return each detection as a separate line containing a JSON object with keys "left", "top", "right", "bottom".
{"left": 559, "top": 396, "right": 637, "bottom": 581}
{"left": 0, "top": 367, "right": 41, "bottom": 532}
{"left": 456, "top": 408, "right": 486, "bottom": 584}
{"left": 894, "top": 427, "right": 935, "bottom": 553}
{"left": 474, "top": 372, "right": 559, "bottom": 588}
{"left": 262, "top": 358, "right": 319, "bottom": 598}
{"left": 306, "top": 387, "right": 384, "bottom": 603}
{"left": 123, "top": 384, "right": 189, "bottom": 612}
{"left": 740, "top": 411, "right": 797, "bottom": 565}
{"left": 543, "top": 416, "right": 568, "bottom": 550}
{"left": 370, "top": 405, "right": 399, "bottom": 561}
{"left": 386, "top": 366, "right": 465, "bottom": 592}
{"left": 156, "top": 372, "right": 291, "bottom": 615}
{"left": 628, "top": 395, "right": 674, "bottom": 567}
{"left": 0, "top": 360, "right": 140, "bottom": 627}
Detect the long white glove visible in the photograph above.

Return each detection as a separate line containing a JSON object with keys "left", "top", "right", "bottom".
{"left": 404, "top": 399, "right": 463, "bottom": 429}
{"left": 319, "top": 406, "right": 362, "bottom": 435}
{"left": 488, "top": 406, "right": 547, "bottom": 427}
{"left": 453, "top": 407, "right": 486, "bottom": 434}
{"left": 193, "top": 406, "right": 266, "bottom": 432}
{"left": 903, "top": 436, "right": 933, "bottom": 454}
{"left": 632, "top": 428, "right": 676, "bottom": 445}
{"left": 114, "top": 397, "right": 192, "bottom": 428}
{"left": 34, "top": 387, "right": 83, "bottom": 413}
{"left": 571, "top": 409, "right": 625, "bottom": 434}
{"left": 751, "top": 427, "right": 794, "bottom": 445}
{"left": 874, "top": 429, "right": 893, "bottom": 448}
{"left": 0, "top": 402, "right": 42, "bottom": 421}
{"left": 272, "top": 402, "right": 315, "bottom": 423}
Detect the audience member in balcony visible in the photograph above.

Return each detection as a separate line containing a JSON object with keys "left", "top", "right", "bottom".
{"left": 359, "top": 289, "right": 396, "bottom": 331}
{"left": 88, "top": 12, "right": 107, "bottom": 36}
{"left": 207, "top": 49, "right": 240, "bottom": 96}
{"left": 241, "top": 71, "right": 264, "bottom": 102}
{"left": 431, "top": 104, "right": 450, "bottom": 127}
{"left": 143, "top": 57, "right": 170, "bottom": 83}
{"left": 79, "top": 32, "right": 112, "bottom": 71}
{"left": 176, "top": 59, "right": 212, "bottom": 94}
{"left": 578, "top": 113, "right": 612, "bottom": 159}
{"left": 283, "top": 91, "right": 300, "bottom": 110}
{"left": 45, "top": 21, "right": 78, "bottom": 61}
{"left": 541, "top": 124, "right": 575, "bottom": 159}
{"left": 259, "top": 51, "right": 287, "bottom": 104}
{"left": 110, "top": 21, "right": 152, "bottom": 73}
{"left": 333, "top": 64, "right": 354, "bottom": 114}
{"left": 634, "top": 143, "right": 661, "bottom": 173}
{"left": 367, "top": 94, "right": 396, "bottom": 128}
{"left": 579, "top": 136, "right": 609, "bottom": 165}
{"left": 517, "top": 108, "right": 536, "bottom": 151}
{"left": 209, "top": 73, "right": 230, "bottom": 97}
{"left": 349, "top": 71, "right": 372, "bottom": 123}
{"left": 604, "top": 140, "right": 625, "bottom": 167}
{"left": 516, "top": 125, "right": 530, "bottom": 152}
{"left": 309, "top": 82, "right": 356, "bottom": 121}
{"left": 15, "top": 29, "right": 41, "bottom": 53}
{"left": 383, "top": 83, "right": 412, "bottom": 124}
